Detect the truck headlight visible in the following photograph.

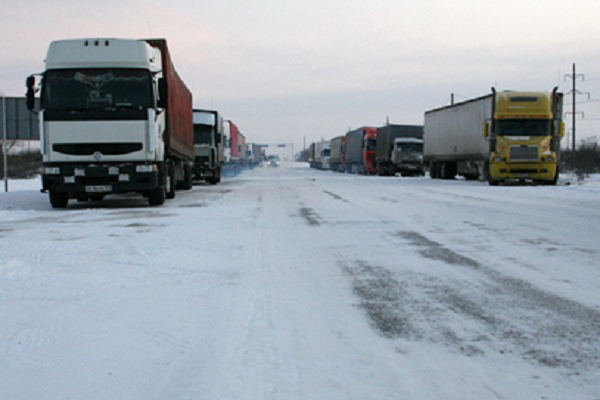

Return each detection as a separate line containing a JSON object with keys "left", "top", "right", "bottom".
{"left": 44, "top": 166, "right": 60, "bottom": 175}
{"left": 136, "top": 165, "right": 155, "bottom": 173}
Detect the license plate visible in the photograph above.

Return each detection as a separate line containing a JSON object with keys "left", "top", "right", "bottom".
{"left": 86, "top": 185, "right": 112, "bottom": 193}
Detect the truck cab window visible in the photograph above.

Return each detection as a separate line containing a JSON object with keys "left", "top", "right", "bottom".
{"left": 42, "top": 69, "right": 152, "bottom": 111}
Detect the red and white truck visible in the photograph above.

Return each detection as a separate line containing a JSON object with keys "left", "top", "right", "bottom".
{"left": 344, "top": 127, "right": 377, "bottom": 174}
{"left": 27, "top": 38, "right": 194, "bottom": 207}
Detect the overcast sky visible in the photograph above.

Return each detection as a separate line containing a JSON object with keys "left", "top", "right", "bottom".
{"left": 2, "top": 0, "right": 600, "bottom": 153}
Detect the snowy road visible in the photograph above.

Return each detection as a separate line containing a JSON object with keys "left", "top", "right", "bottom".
{"left": 1, "top": 163, "right": 600, "bottom": 399}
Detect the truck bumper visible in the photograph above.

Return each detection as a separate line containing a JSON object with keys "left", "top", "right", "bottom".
{"left": 397, "top": 163, "right": 424, "bottom": 175}
{"left": 42, "top": 163, "right": 160, "bottom": 194}
{"left": 193, "top": 156, "right": 217, "bottom": 179}
{"left": 490, "top": 161, "right": 557, "bottom": 182}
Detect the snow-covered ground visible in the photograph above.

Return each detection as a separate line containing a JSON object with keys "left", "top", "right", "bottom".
{"left": 1, "top": 164, "right": 599, "bottom": 400}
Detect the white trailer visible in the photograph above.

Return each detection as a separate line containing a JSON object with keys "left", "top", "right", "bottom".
{"left": 424, "top": 94, "right": 492, "bottom": 180}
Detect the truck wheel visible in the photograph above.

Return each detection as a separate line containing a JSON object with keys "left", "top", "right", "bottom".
{"left": 548, "top": 167, "right": 559, "bottom": 186}
{"left": 429, "top": 162, "right": 438, "bottom": 179}
{"left": 49, "top": 190, "right": 69, "bottom": 208}
{"left": 181, "top": 163, "right": 193, "bottom": 190}
{"left": 148, "top": 187, "right": 166, "bottom": 206}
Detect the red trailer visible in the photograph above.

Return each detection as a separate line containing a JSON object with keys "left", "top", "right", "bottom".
{"left": 228, "top": 120, "right": 242, "bottom": 160}
{"left": 144, "top": 39, "right": 194, "bottom": 162}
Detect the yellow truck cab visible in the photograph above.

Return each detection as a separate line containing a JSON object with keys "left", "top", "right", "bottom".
{"left": 487, "top": 89, "right": 564, "bottom": 185}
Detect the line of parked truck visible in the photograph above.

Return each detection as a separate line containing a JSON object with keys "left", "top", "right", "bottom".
{"left": 27, "top": 37, "right": 566, "bottom": 209}
{"left": 309, "top": 87, "right": 565, "bottom": 186}
{"left": 310, "top": 124, "right": 425, "bottom": 177}
{"left": 26, "top": 37, "right": 262, "bottom": 208}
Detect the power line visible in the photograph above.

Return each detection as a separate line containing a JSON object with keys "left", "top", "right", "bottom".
{"left": 564, "top": 63, "right": 590, "bottom": 150}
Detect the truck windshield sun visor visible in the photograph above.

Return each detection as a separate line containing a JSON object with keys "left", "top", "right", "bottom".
{"left": 42, "top": 68, "right": 153, "bottom": 111}
{"left": 495, "top": 119, "right": 551, "bottom": 136}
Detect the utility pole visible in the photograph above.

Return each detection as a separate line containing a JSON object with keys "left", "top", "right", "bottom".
{"left": 2, "top": 95, "right": 8, "bottom": 192}
{"left": 564, "top": 63, "right": 586, "bottom": 150}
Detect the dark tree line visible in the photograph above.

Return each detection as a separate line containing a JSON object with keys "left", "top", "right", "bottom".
{"left": 0, "top": 148, "right": 42, "bottom": 179}
{"left": 561, "top": 137, "right": 600, "bottom": 179}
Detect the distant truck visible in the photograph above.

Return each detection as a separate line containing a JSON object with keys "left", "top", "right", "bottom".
{"left": 329, "top": 135, "right": 346, "bottom": 173}
{"left": 193, "top": 109, "right": 223, "bottom": 185}
{"left": 345, "top": 127, "right": 377, "bottom": 174}
{"left": 223, "top": 119, "right": 246, "bottom": 175}
{"left": 424, "top": 88, "right": 564, "bottom": 185}
{"left": 309, "top": 141, "right": 331, "bottom": 170}
{"left": 375, "top": 124, "right": 424, "bottom": 176}
{"left": 27, "top": 38, "right": 194, "bottom": 207}
{"left": 246, "top": 143, "right": 264, "bottom": 168}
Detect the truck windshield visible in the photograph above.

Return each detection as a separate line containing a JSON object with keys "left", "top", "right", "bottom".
{"left": 42, "top": 68, "right": 153, "bottom": 111}
{"left": 194, "top": 125, "right": 214, "bottom": 145}
{"left": 366, "top": 138, "right": 377, "bottom": 151}
{"left": 397, "top": 143, "right": 423, "bottom": 152}
{"left": 496, "top": 119, "right": 551, "bottom": 136}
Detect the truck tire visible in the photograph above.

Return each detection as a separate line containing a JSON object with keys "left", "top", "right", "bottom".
{"left": 181, "top": 163, "right": 193, "bottom": 190}
{"left": 548, "top": 167, "right": 559, "bottom": 186}
{"left": 429, "top": 162, "right": 439, "bottom": 179}
{"left": 49, "top": 190, "right": 69, "bottom": 208}
{"left": 148, "top": 187, "right": 166, "bottom": 206}
{"left": 440, "top": 162, "right": 457, "bottom": 179}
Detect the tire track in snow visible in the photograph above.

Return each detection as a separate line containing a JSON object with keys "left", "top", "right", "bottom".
{"left": 343, "top": 230, "right": 600, "bottom": 375}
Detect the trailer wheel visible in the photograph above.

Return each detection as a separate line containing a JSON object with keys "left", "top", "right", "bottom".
{"left": 377, "top": 164, "right": 387, "bottom": 176}
{"left": 49, "top": 190, "right": 69, "bottom": 208}
{"left": 181, "top": 163, "right": 193, "bottom": 190}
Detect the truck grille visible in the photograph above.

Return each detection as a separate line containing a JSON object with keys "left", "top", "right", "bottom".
{"left": 510, "top": 145, "right": 538, "bottom": 161}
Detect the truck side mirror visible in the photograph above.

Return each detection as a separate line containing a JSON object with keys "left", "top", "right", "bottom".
{"left": 558, "top": 122, "right": 565, "bottom": 138}
{"left": 157, "top": 78, "right": 168, "bottom": 108}
{"left": 26, "top": 75, "right": 36, "bottom": 110}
